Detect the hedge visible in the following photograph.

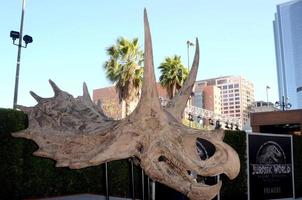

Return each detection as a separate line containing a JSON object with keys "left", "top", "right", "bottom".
{"left": 220, "top": 130, "right": 247, "bottom": 200}
{"left": 294, "top": 135, "right": 302, "bottom": 198}
{"left": 0, "top": 108, "right": 301, "bottom": 199}
{"left": 0, "top": 108, "right": 143, "bottom": 200}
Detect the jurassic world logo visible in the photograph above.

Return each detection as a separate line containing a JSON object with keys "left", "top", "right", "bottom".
{"left": 251, "top": 141, "right": 291, "bottom": 176}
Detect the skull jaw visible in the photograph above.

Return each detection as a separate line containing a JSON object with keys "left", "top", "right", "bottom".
{"left": 141, "top": 154, "right": 222, "bottom": 200}
{"left": 188, "top": 181, "right": 222, "bottom": 200}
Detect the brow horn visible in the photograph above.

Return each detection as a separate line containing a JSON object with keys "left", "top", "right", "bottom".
{"left": 134, "top": 9, "right": 162, "bottom": 116}
{"left": 166, "top": 38, "right": 200, "bottom": 121}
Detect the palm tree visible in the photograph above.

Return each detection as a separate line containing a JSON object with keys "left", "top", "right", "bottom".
{"left": 103, "top": 37, "right": 144, "bottom": 117}
{"left": 158, "top": 55, "right": 188, "bottom": 99}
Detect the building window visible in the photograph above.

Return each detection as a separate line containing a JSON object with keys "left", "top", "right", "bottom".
{"left": 234, "top": 84, "right": 239, "bottom": 88}
{"left": 229, "top": 84, "right": 233, "bottom": 89}
{"left": 217, "top": 80, "right": 227, "bottom": 84}
{"left": 193, "top": 93, "right": 203, "bottom": 108}
{"left": 223, "top": 85, "right": 227, "bottom": 89}
{"left": 198, "top": 82, "right": 207, "bottom": 87}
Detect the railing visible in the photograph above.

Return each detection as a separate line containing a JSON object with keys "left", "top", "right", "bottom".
{"left": 159, "top": 97, "right": 242, "bottom": 129}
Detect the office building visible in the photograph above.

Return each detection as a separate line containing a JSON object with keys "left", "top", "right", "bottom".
{"left": 192, "top": 83, "right": 222, "bottom": 114}
{"left": 273, "top": 0, "right": 302, "bottom": 109}
{"left": 195, "top": 76, "right": 255, "bottom": 126}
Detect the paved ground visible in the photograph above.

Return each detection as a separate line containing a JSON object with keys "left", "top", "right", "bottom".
{"left": 33, "top": 194, "right": 302, "bottom": 200}
{"left": 35, "top": 194, "right": 136, "bottom": 200}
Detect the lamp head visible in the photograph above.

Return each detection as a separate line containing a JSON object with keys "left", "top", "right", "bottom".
{"left": 186, "top": 40, "right": 194, "bottom": 46}
{"left": 225, "top": 121, "right": 230, "bottom": 129}
{"left": 287, "top": 103, "right": 292, "bottom": 109}
{"left": 23, "top": 35, "right": 33, "bottom": 45}
{"left": 197, "top": 115, "right": 202, "bottom": 122}
{"left": 10, "top": 31, "right": 20, "bottom": 41}
{"left": 275, "top": 101, "right": 280, "bottom": 107}
{"left": 215, "top": 120, "right": 221, "bottom": 129}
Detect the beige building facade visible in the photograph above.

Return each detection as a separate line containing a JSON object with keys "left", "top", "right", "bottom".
{"left": 195, "top": 76, "right": 255, "bottom": 126}
{"left": 192, "top": 83, "right": 221, "bottom": 114}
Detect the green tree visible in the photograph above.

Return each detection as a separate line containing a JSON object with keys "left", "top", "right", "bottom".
{"left": 158, "top": 55, "right": 188, "bottom": 99}
{"left": 103, "top": 37, "right": 144, "bottom": 117}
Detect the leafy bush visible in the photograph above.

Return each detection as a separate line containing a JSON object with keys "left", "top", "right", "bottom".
{"left": 0, "top": 109, "right": 121, "bottom": 199}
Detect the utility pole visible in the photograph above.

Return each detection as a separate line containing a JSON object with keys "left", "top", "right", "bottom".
{"left": 13, "top": 0, "right": 26, "bottom": 109}
{"left": 186, "top": 40, "right": 194, "bottom": 71}
{"left": 11, "top": 0, "right": 33, "bottom": 109}
{"left": 186, "top": 40, "right": 194, "bottom": 127}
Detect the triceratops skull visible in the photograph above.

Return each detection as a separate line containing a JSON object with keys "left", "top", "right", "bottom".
{"left": 13, "top": 10, "right": 240, "bottom": 200}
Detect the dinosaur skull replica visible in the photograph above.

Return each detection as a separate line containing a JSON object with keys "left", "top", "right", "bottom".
{"left": 13, "top": 10, "right": 240, "bottom": 200}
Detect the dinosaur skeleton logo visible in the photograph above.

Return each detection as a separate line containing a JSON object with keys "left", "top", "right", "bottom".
{"left": 252, "top": 141, "right": 291, "bottom": 175}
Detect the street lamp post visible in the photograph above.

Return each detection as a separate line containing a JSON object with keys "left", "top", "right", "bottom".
{"left": 275, "top": 96, "right": 292, "bottom": 111}
{"left": 186, "top": 40, "right": 194, "bottom": 127}
{"left": 186, "top": 40, "right": 194, "bottom": 70}
{"left": 266, "top": 85, "right": 270, "bottom": 108}
{"left": 10, "top": 0, "right": 33, "bottom": 109}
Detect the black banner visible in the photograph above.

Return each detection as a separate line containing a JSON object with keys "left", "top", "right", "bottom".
{"left": 248, "top": 133, "right": 294, "bottom": 200}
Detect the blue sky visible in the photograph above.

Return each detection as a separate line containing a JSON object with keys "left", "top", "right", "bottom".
{"left": 0, "top": 0, "right": 288, "bottom": 108}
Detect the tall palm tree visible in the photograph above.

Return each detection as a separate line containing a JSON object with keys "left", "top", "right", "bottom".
{"left": 103, "top": 37, "right": 144, "bottom": 117}
{"left": 158, "top": 55, "right": 188, "bottom": 99}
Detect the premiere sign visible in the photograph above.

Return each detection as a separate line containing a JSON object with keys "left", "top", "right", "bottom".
{"left": 247, "top": 133, "right": 294, "bottom": 200}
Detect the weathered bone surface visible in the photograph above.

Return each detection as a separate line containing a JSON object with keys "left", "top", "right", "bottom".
{"left": 12, "top": 9, "right": 240, "bottom": 200}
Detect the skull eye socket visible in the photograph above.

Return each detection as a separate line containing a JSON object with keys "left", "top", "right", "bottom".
{"left": 196, "top": 138, "right": 216, "bottom": 160}
{"left": 158, "top": 155, "right": 167, "bottom": 162}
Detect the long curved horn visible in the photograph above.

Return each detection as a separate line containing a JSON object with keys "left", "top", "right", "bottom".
{"left": 166, "top": 38, "right": 199, "bottom": 121}
{"left": 134, "top": 9, "right": 162, "bottom": 116}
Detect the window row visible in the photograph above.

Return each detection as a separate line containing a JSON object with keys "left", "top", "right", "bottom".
{"left": 221, "top": 84, "right": 239, "bottom": 90}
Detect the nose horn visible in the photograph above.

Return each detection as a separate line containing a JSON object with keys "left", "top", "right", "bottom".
{"left": 222, "top": 144, "right": 241, "bottom": 180}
